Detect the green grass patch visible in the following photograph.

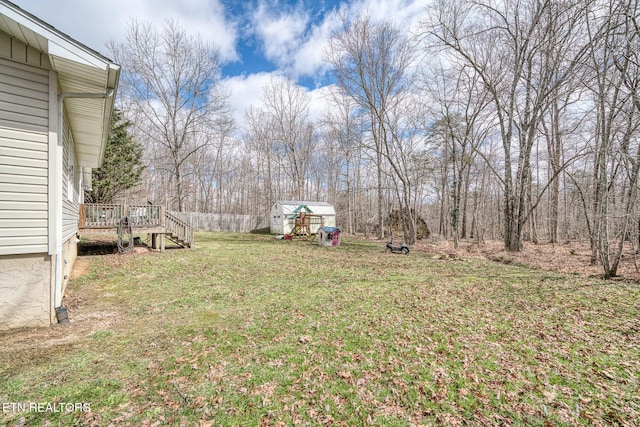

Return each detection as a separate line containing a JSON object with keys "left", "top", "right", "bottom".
{"left": 1, "top": 232, "right": 639, "bottom": 425}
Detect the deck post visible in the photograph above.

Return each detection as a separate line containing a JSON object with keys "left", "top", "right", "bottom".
{"left": 79, "top": 204, "right": 85, "bottom": 228}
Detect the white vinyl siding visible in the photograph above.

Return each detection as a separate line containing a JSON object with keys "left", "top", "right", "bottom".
{"left": 0, "top": 30, "right": 50, "bottom": 69}
{"left": 62, "top": 112, "right": 79, "bottom": 242}
{"left": 0, "top": 57, "right": 49, "bottom": 255}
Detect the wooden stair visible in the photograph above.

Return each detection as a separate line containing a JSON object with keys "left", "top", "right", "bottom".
{"left": 164, "top": 211, "right": 193, "bottom": 248}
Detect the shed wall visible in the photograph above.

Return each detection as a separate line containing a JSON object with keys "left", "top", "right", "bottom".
{"left": 270, "top": 202, "right": 336, "bottom": 235}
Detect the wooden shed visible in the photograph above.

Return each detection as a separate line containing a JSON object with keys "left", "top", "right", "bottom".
{"left": 270, "top": 201, "right": 336, "bottom": 235}
{"left": 0, "top": 1, "right": 120, "bottom": 329}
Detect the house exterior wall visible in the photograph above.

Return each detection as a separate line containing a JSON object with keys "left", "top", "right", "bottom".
{"left": 0, "top": 31, "right": 62, "bottom": 330}
{"left": 0, "top": 52, "right": 50, "bottom": 256}
{"left": 62, "top": 112, "right": 80, "bottom": 243}
{"left": 0, "top": 3, "right": 119, "bottom": 329}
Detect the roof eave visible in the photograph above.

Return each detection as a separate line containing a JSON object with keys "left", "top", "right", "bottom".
{"left": 0, "top": 0, "right": 120, "bottom": 168}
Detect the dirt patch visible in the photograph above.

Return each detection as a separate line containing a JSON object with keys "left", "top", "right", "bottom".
{"left": 70, "top": 258, "right": 92, "bottom": 281}
{"left": 0, "top": 254, "right": 126, "bottom": 364}
{"left": 78, "top": 236, "right": 151, "bottom": 256}
{"left": 0, "top": 305, "right": 121, "bottom": 369}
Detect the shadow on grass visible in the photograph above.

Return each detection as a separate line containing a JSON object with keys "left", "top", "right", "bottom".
{"left": 249, "top": 227, "right": 271, "bottom": 234}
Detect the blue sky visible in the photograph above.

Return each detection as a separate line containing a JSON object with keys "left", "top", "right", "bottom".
{"left": 10, "top": 0, "right": 430, "bottom": 125}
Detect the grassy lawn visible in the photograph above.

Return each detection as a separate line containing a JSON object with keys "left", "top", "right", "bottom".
{"left": 1, "top": 232, "right": 639, "bottom": 426}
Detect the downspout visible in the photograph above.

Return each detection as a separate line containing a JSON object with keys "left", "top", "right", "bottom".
{"left": 53, "top": 89, "right": 113, "bottom": 311}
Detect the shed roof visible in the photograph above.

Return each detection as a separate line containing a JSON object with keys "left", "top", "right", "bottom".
{"left": 275, "top": 201, "right": 336, "bottom": 216}
{"left": 0, "top": 0, "right": 120, "bottom": 168}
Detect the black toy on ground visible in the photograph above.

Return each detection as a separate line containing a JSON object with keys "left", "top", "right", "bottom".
{"left": 386, "top": 240, "right": 409, "bottom": 255}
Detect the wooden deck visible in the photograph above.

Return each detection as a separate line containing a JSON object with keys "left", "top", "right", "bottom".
{"left": 79, "top": 204, "right": 194, "bottom": 250}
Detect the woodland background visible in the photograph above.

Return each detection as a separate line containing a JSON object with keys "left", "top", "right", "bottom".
{"left": 94, "top": 0, "right": 640, "bottom": 278}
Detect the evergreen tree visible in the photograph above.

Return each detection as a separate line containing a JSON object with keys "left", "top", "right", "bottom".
{"left": 85, "top": 109, "right": 144, "bottom": 203}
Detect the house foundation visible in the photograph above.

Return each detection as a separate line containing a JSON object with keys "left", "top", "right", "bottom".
{"left": 0, "top": 254, "right": 52, "bottom": 329}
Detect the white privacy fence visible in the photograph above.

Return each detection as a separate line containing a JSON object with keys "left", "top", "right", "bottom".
{"left": 171, "top": 212, "right": 269, "bottom": 233}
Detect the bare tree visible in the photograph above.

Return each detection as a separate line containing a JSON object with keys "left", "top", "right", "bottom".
{"left": 188, "top": 116, "right": 237, "bottom": 213}
{"left": 423, "top": 0, "right": 591, "bottom": 251}
{"left": 422, "top": 63, "right": 491, "bottom": 248}
{"left": 325, "top": 14, "right": 416, "bottom": 242}
{"left": 583, "top": 0, "right": 640, "bottom": 278}
{"left": 538, "top": 73, "right": 589, "bottom": 244}
{"left": 110, "top": 19, "right": 230, "bottom": 212}
{"left": 321, "top": 88, "right": 366, "bottom": 234}
{"left": 245, "top": 106, "right": 281, "bottom": 212}
{"left": 260, "top": 77, "right": 315, "bottom": 200}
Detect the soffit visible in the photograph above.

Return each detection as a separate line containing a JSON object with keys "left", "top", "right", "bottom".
{"left": 0, "top": 1, "right": 120, "bottom": 167}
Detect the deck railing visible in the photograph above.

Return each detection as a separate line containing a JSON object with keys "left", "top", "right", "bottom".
{"left": 79, "top": 204, "right": 164, "bottom": 229}
{"left": 126, "top": 205, "right": 163, "bottom": 227}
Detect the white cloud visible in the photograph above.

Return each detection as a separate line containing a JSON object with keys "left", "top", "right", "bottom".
{"left": 351, "top": 0, "right": 431, "bottom": 28}
{"left": 248, "top": 0, "right": 430, "bottom": 82}
{"left": 144, "top": 2, "right": 238, "bottom": 63}
{"left": 10, "top": 0, "right": 239, "bottom": 62}
{"left": 307, "top": 85, "right": 335, "bottom": 123}
{"left": 223, "top": 72, "right": 276, "bottom": 129}
{"left": 291, "top": 9, "right": 342, "bottom": 80}
{"left": 223, "top": 72, "right": 334, "bottom": 133}
{"left": 251, "top": 1, "right": 309, "bottom": 66}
